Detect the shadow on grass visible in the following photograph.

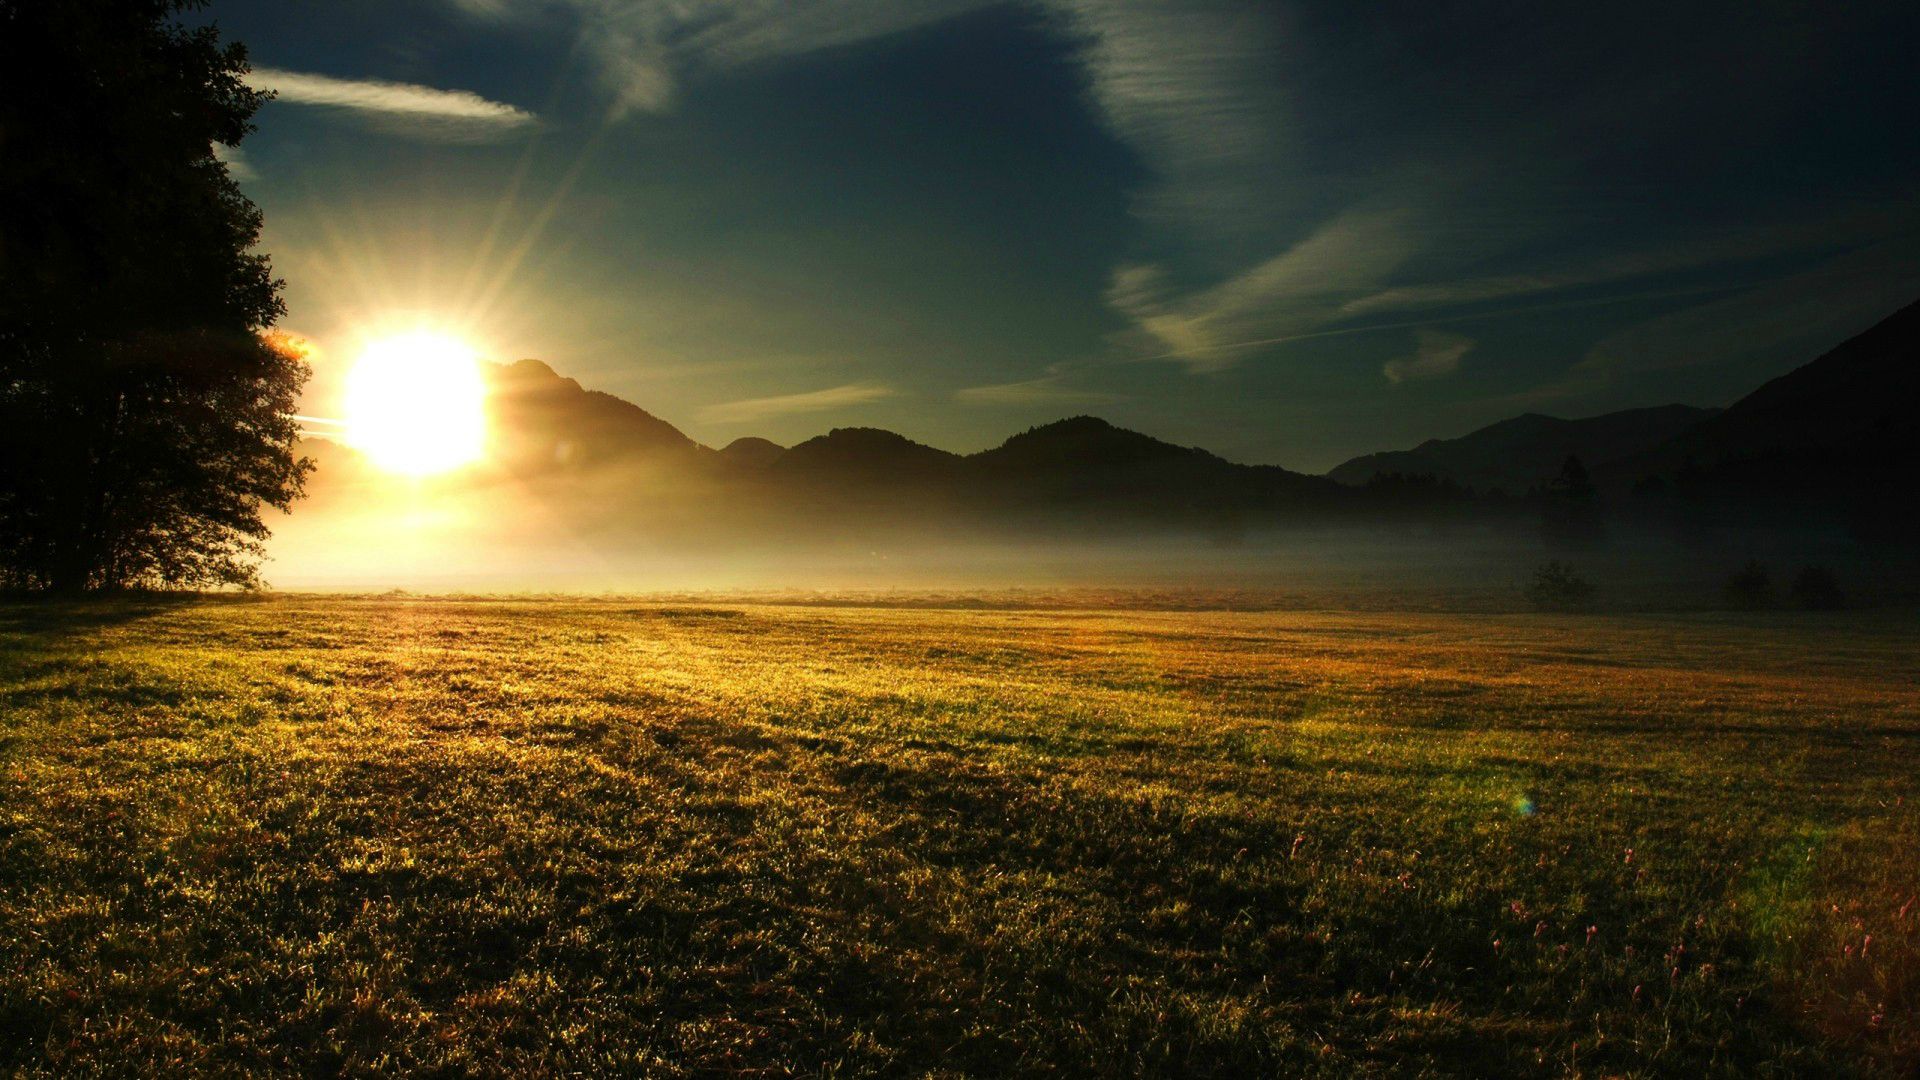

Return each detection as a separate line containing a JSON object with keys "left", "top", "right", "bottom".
{"left": 0, "top": 592, "right": 254, "bottom": 635}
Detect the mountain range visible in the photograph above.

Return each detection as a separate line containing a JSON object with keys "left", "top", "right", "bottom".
{"left": 1325, "top": 405, "right": 1718, "bottom": 494}
{"left": 1335, "top": 298, "right": 1918, "bottom": 523}
{"left": 302, "top": 297, "right": 1920, "bottom": 540}
{"left": 1600, "top": 298, "right": 1919, "bottom": 485}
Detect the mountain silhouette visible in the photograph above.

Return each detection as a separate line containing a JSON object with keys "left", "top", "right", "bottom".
{"left": 1328, "top": 405, "right": 1717, "bottom": 494}
{"left": 291, "top": 295, "right": 1918, "bottom": 543}
{"left": 489, "top": 359, "right": 709, "bottom": 474}
{"left": 746, "top": 427, "right": 968, "bottom": 530}
{"left": 772, "top": 427, "right": 964, "bottom": 485}
{"left": 974, "top": 416, "right": 1223, "bottom": 473}
{"left": 967, "top": 416, "right": 1339, "bottom": 526}
{"left": 1600, "top": 297, "right": 1920, "bottom": 537}
{"left": 1611, "top": 297, "right": 1920, "bottom": 477}
{"left": 717, "top": 436, "right": 785, "bottom": 469}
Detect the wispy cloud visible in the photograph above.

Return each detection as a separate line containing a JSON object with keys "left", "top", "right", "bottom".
{"left": 441, "top": 1, "right": 987, "bottom": 119}
{"left": 436, "top": 0, "right": 1291, "bottom": 197}
{"left": 1102, "top": 196, "right": 1920, "bottom": 377}
{"left": 954, "top": 372, "right": 1118, "bottom": 406}
{"left": 1489, "top": 238, "right": 1920, "bottom": 409}
{"left": 436, "top": 0, "right": 1311, "bottom": 350}
{"left": 246, "top": 67, "right": 538, "bottom": 141}
{"left": 1340, "top": 205, "right": 1920, "bottom": 321}
{"left": 1108, "top": 207, "right": 1419, "bottom": 372}
{"left": 1382, "top": 330, "right": 1471, "bottom": 384}
{"left": 1575, "top": 241, "right": 1920, "bottom": 384}
{"left": 699, "top": 381, "right": 896, "bottom": 424}
{"left": 1046, "top": 0, "right": 1290, "bottom": 236}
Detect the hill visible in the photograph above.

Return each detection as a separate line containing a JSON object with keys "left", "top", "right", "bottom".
{"left": 771, "top": 427, "right": 964, "bottom": 486}
{"left": 972, "top": 415, "right": 1228, "bottom": 473}
{"left": 717, "top": 436, "right": 785, "bottom": 469}
{"left": 295, "top": 294, "right": 1920, "bottom": 540}
{"left": 969, "top": 416, "right": 1341, "bottom": 526}
{"left": 1609, "top": 298, "right": 1920, "bottom": 480}
{"left": 1601, "top": 297, "right": 1920, "bottom": 537}
{"left": 1327, "top": 405, "right": 1717, "bottom": 493}
{"left": 488, "top": 359, "right": 710, "bottom": 474}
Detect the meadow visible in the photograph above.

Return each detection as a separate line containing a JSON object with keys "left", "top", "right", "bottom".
{"left": 1, "top": 595, "right": 1916, "bottom": 1076}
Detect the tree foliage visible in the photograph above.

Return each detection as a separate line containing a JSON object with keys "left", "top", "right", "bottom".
{"left": 1537, "top": 454, "right": 1606, "bottom": 549}
{"left": 0, "top": 0, "right": 308, "bottom": 592}
{"left": 1524, "top": 560, "right": 1596, "bottom": 611}
{"left": 1722, "top": 561, "right": 1774, "bottom": 610}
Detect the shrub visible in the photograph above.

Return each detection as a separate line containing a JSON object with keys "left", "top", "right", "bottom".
{"left": 1723, "top": 561, "right": 1774, "bottom": 610}
{"left": 1525, "top": 561, "right": 1596, "bottom": 610}
{"left": 1790, "top": 565, "right": 1845, "bottom": 610}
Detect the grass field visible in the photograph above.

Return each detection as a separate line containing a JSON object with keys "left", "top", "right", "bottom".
{"left": 2, "top": 596, "right": 1917, "bottom": 1076}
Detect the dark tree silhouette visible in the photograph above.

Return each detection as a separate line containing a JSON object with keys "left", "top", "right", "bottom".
{"left": 1538, "top": 454, "right": 1605, "bottom": 548}
{"left": 1524, "top": 560, "right": 1596, "bottom": 611}
{"left": 1723, "top": 561, "right": 1775, "bottom": 610}
{"left": 0, "top": 0, "right": 308, "bottom": 592}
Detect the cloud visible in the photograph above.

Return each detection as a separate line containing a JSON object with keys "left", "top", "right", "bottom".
{"left": 211, "top": 143, "right": 258, "bottom": 182}
{"left": 1382, "top": 330, "right": 1471, "bottom": 384}
{"left": 434, "top": 0, "right": 1302, "bottom": 292}
{"left": 246, "top": 67, "right": 538, "bottom": 141}
{"left": 1045, "top": 0, "right": 1290, "bottom": 236}
{"left": 440, "top": 1, "right": 989, "bottom": 120}
{"left": 435, "top": 0, "right": 1291, "bottom": 200}
{"left": 1339, "top": 204, "right": 1920, "bottom": 321}
{"left": 1103, "top": 196, "right": 1920, "bottom": 378}
{"left": 1574, "top": 240, "right": 1920, "bottom": 384}
{"left": 1344, "top": 275, "right": 1576, "bottom": 320}
{"left": 699, "top": 381, "right": 896, "bottom": 424}
{"left": 442, "top": 0, "right": 519, "bottom": 16}
{"left": 1034, "top": 208, "right": 1414, "bottom": 386}
{"left": 1108, "top": 207, "right": 1420, "bottom": 372}
{"left": 954, "top": 373, "right": 1119, "bottom": 406}
{"left": 1492, "top": 237, "right": 1920, "bottom": 408}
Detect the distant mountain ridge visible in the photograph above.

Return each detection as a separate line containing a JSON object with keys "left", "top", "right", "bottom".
{"left": 296, "top": 295, "right": 1918, "bottom": 539}
{"left": 489, "top": 359, "right": 708, "bottom": 473}
{"left": 717, "top": 437, "right": 784, "bottom": 468}
{"left": 1327, "top": 405, "right": 1719, "bottom": 493}
{"left": 963, "top": 417, "right": 1337, "bottom": 525}
{"left": 1595, "top": 296, "right": 1920, "bottom": 537}
{"left": 774, "top": 427, "right": 963, "bottom": 484}
{"left": 975, "top": 416, "right": 1223, "bottom": 472}
{"left": 1602, "top": 297, "right": 1920, "bottom": 482}
{"left": 1323, "top": 296, "right": 1917, "bottom": 537}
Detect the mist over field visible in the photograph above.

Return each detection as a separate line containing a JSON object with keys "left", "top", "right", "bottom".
{"left": 265, "top": 501, "right": 1900, "bottom": 608}
{"left": 261, "top": 338, "right": 1919, "bottom": 605}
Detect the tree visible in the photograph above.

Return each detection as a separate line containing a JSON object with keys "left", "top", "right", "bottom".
{"left": 1524, "top": 560, "right": 1596, "bottom": 611}
{"left": 1722, "top": 561, "right": 1774, "bottom": 610}
{"left": 1538, "top": 454, "right": 1605, "bottom": 548}
{"left": 0, "top": 0, "right": 308, "bottom": 591}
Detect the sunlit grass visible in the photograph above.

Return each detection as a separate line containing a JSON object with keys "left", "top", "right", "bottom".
{"left": 1, "top": 597, "right": 1915, "bottom": 1074}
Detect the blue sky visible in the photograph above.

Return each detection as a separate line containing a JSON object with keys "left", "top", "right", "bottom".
{"left": 204, "top": 0, "right": 1920, "bottom": 471}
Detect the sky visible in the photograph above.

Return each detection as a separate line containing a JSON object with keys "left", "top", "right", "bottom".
{"left": 201, "top": 0, "right": 1920, "bottom": 472}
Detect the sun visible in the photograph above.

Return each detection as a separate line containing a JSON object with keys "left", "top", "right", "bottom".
{"left": 344, "top": 331, "right": 489, "bottom": 476}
